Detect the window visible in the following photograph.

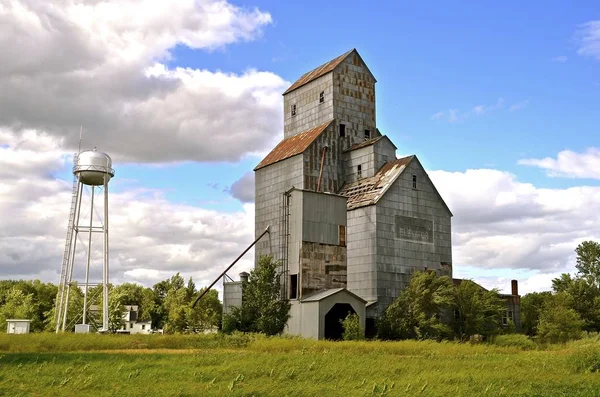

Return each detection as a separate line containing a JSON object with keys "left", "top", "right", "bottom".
{"left": 364, "top": 129, "right": 371, "bottom": 139}
{"left": 339, "top": 123, "right": 346, "bottom": 137}
{"left": 129, "top": 323, "right": 133, "bottom": 329}
{"left": 290, "top": 274, "right": 298, "bottom": 299}
{"left": 502, "top": 310, "right": 514, "bottom": 326}
{"left": 357, "top": 164, "right": 362, "bottom": 179}
{"left": 141, "top": 324, "right": 145, "bottom": 330}
{"left": 319, "top": 91, "right": 324, "bottom": 103}
{"left": 339, "top": 225, "right": 346, "bottom": 246}
{"left": 412, "top": 175, "right": 417, "bottom": 189}
{"left": 291, "top": 104, "right": 297, "bottom": 116}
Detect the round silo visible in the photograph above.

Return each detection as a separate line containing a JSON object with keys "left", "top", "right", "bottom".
{"left": 73, "top": 149, "right": 115, "bottom": 186}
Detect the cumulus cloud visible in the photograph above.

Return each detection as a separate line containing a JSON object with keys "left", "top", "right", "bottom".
{"left": 577, "top": 20, "right": 600, "bottom": 60}
{"left": 0, "top": 0, "right": 287, "bottom": 163}
{"left": 0, "top": 131, "right": 256, "bottom": 289}
{"left": 228, "top": 171, "right": 255, "bottom": 203}
{"left": 4, "top": 131, "right": 600, "bottom": 295}
{"left": 519, "top": 148, "right": 600, "bottom": 179}
{"left": 430, "top": 168, "right": 600, "bottom": 289}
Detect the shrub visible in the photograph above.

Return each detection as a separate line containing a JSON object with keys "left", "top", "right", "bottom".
{"left": 570, "top": 346, "right": 600, "bottom": 373}
{"left": 340, "top": 313, "right": 364, "bottom": 341}
{"left": 490, "top": 334, "right": 536, "bottom": 350}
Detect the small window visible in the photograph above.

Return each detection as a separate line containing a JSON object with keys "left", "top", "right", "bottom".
{"left": 364, "top": 129, "right": 371, "bottom": 139}
{"left": 412, "top": 175, "right": 417, "bottom": 189}
{"left": 129, "top": 323, "right": 133, "bottom": 329}
{"left": 291, "top": 104, "right": 297, "bottom": 116}
{"left": 141, "top": 324, "right": 145, "bottom": 330}
{"left": 339, "top": 225, "right": 346, "bottom": 246}
{"left": 339, "top": 124, "right": 345, "bottom": 137}
{"left": 357, "top": 164, "right": 362, "bottom": 179}
{"left": 319, "top": 91, "right": 324, "bottom": 103}
{"left": 290, "top": 274, "right": 298, "bottom": 299}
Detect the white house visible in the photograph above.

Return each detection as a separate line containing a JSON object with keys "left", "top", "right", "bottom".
{"left": 6, "top": 319, "right": 31, "bottom": 334}
{"left": 118, "top": 305, "right": 152, "bottom": 334}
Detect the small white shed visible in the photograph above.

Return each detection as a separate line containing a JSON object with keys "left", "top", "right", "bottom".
{"left": 286, "top": 288, "right": 367, "bottom": 340}
{"left": 6, "top": 319, "right": 31, "bottom": 334}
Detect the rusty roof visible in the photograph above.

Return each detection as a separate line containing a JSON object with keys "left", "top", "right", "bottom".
{"left": 283, "top": 49, "right": 355, "bottom": 95}
{"left": 339, "top": 156, "right": 414, "bottom": 209}
{"left": 254, "top": 120, "right": 334, "bottom": 171}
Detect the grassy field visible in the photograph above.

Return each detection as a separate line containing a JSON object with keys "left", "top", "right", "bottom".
{"left": 1, "top": 333, "right": 600, "bottom": 397}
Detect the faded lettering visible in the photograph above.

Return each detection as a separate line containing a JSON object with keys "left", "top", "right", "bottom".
{"left": 395, "top": 215, "right": 434, "bottom": 243}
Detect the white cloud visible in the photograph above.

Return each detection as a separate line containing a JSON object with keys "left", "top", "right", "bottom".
{"left": 432, "top": 98, "right": 509, "bottom": 122}
{"left": 431, "top": 109, "right": 459, "bottom": 123}
{"left": 551, "top": 56, "right": 568, "bottom": 63}
{"left": 509, "top": 100, "right": 529, "bottom": 111}
{"left": 577, "top": 20, "right": 600, "bottom": 60}
{"left": 228, "top": 171, "right": 255, "bottom": 203}
{"left": 0, "top": 0, "right": 287, "bottom": 163}
{"left": 3, "top": 134, "right": 599, "bottom": 294}
{"left": 519, "top": 148, "right": 600, "bottom": 179}
{"left": 430, "top": 168, "right": 600, "bottom": 283}
{"left": 0, "top": 131, "right": 256, "bottom": 290}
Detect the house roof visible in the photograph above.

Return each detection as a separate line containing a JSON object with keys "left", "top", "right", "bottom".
{"left": 282, "top": 49, "right": 377, "bottom": 95}
{"left": 254, "top": 119, "right": 333, "bottom": 170}
{"left": 283, "top": 49, "right": 353, "bottom": 95}
{"left": 339, "top": 156, "right": 414, "bottom": 210}
{"left": 301, "top": 288, "right": 367, "bottom": 303}
{"left": 338, "top": 155, "right": 453, "bottom": 215}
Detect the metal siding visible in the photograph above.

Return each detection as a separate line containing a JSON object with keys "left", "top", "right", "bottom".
{"left": 254, "top": 156, "right": 305, "bottom": 264}
{"left": 284, "top": 74, "right": 335, "bottom": 139}
{"left": 374, "top": 160, "right": 452, "bottom": 315}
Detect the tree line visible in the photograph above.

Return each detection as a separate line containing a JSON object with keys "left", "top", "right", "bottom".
{"left": 3, "top": 240, "right": 598, "bottom": 343}
{"left": 0, "top": 273, "right": 221, "bottom": 334}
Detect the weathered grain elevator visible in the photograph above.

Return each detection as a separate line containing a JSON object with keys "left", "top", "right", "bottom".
{"left": 224, "top": 49, "right": 456, "bottom": 339}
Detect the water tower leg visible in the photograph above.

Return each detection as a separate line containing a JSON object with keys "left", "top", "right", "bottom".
{"left": 62, "top": 180, "right": 83, "bottom": 331}
{"left": 102, "top": 178, "right": 109, "bottom": 332}
{"left": 82, "top": 186, "right": 94, "bottom": 325}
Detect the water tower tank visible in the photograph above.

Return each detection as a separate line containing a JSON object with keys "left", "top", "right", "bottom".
{"left": 73, "top": 149, "right": 115, "bottom": 186}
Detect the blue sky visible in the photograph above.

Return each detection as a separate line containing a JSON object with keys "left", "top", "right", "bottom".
{"left": 83, "top": 0, "right": 600, "bottom": 211}
{"left": 9, "top": 0, "right": 595, "bottom": 292}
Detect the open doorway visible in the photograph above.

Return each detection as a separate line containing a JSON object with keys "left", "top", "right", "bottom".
{"left": 324, "top": 303, "right": 356, "bottom": 340}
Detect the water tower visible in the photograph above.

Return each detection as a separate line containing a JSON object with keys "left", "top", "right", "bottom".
{"left": 55, "top": 148, "right": 115, "bottom": 333}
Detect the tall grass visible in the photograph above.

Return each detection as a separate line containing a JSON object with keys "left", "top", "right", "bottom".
{"left": 1, "top": 333, "right": 600, "bottom": 396}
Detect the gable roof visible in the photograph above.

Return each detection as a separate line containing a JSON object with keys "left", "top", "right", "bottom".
{"left": 338, "top": 155, "right": 453, "bottom": 215}
{"left": 339, "top": 156, "right": 414, "bottom": 209}
{"left": 254, "top": 119, "right": 333, "bottom": 171}
{"left": 301, "top": 288, "right": 367, "bottom": 303}
{"left": 282, "top": 49, "right": 376, "bottom": 95}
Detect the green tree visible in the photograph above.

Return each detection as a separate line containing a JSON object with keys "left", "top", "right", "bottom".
{"left": 341, "top": 313, "right": 364, "bottom": 340}
{"left": 223, "top": 255, "right": 291, "bottom": 335}
{"left": 45, "top": 285, "right": 85, "bottom": 332}
{"left": 152, "top": 273, "right": 186, "bottom": 329}
{"left": 0, "top": 287, "right": 37, "bottom": 329}
{"left": 188, "top": 288, "right": 222, "bottom": 332}
{"left": 107, "top": 288, "right": 126, "bottom": 332}
{"left": 575, "top": 241, "right": 600, "bottom": 287}
{"left": 451, "top": 279, "right": 506, "bottom": 340}
{"left": 537, "top": 293, "right": 584, "bottom": 343}
{"left": 380, "top": 270, "right": 453, "bottom": 340}
{"left": 520, "top": 291, "right": 553, "bottom": 336}
{"left": 551, "top": 273, "right": 600, "bottom": 332}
